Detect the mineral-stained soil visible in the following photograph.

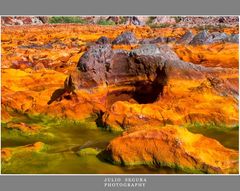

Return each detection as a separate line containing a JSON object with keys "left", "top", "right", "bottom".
{"left": 1, "top": 23, "right": 239, "bottom": 174}
{"left": 104, "top": 126, "right": 239, "bottom": 174}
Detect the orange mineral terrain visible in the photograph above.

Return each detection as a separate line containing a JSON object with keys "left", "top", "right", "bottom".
{"left": 1, "top": 20, "right": 239, "bottom": 174}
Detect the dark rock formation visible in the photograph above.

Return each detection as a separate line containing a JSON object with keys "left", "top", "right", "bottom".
{"left": 189, "top": 30, "right": 209, "bottom": 45}
{"left": 1, "top": 16, "right": 43, "bottom": 25}
{"left": 130, "top": 16, "right": 144, "bottom": 25}
{"left": 74, "top": 44, "right": 206, "bottom": 89}
{"left": 59, "top": 43, "right": 235, "bottom": 107}
{"left": 96, "top": 36, "right": 110, "bottom": 44}
{"left": 205, "top": 32, "right": 228, "bottom": 43}
{"left": 148, "top": 37, "right": 167, "bottom": 44}
{"left": 133, "top": 16, "right": 148, "bottom": 25}
{"left": 68, "top": 44, "right": 210, "bottom": 106}
{"left": 48, "top": 75, "right": 76, "bottom": 105}
{"left": 166, "top": 37, "right": 177, "bottom": 43}
{"left": 73, "top": 44, "right": 213, "bottom": 88}
{"left": 38, "top": 16, "right": 49, "bottom": 24}
{"left": 176, "top": 16, "right": 239, "bottom": 28}
{"left": 112, "top": 31, "right": 138, "bottom": 45}
{"left": 76, "top": 44, "right": 115, "bottom": 87}
{"left": 227, "top": 34, "right": 239, "bottom": 43}
{"left": 177, "top": 31, "right": 194, "bottom": 44}
{"left": 19, "top": 43, "right": 53, "bottom": 50}
{"left": 139, "top": 37, "right": 176, "bottom": 44}
{"left": 189, "top": 30, "right": 237, "bottom": 45}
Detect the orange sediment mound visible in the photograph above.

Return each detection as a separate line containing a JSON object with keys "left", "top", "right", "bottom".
{"left": 1, "top": 68, "right": 97, "bottom": 122}
{"left": 103, "top": 78, "right": 238, "bottom": 131}
{"left": 173, "top": 43, "right": 239, "bottom": 68}
{"left": 106, "top": 125, "right": 239, "bottom": 174}
{"left": 1, "top": 142, "right": 45, "bottom": 162}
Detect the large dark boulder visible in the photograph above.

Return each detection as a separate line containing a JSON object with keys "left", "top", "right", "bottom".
{"left": 56, "top": 43, "right": 236, "bottom": 106}
{"left": 76, "top": 44, "right": 115, "bottom": 87}
{"left": 71, "top": 44, "right": 208, "bottom": 91}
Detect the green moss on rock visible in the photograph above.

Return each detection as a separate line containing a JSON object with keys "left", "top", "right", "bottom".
{"left": 77, "top": 148, "right": 101, "bottom": 157}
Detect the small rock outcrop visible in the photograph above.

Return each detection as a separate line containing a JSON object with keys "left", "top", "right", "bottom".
{"left": 96, "top": 36, "right": 111, "bottom": 44}
{"left": 112, "top": 31, "right": 138, "bottom": 45}
{"left": 227, "top": 34, "right": 239, "bottom": 43}
{"left": 152, "top": 16, "right": 176, "bottom": 25}
{"left": 189, "top": 30, "right": 238, "bottom": 45}
{"left": 189, "top": 30, "right": 209, "bottom": 45}
{"left": 140, "top": 37, "right": 176, "bottom": 44}
{"left": 177, "top": 31, "right": 194, "bottom": 44}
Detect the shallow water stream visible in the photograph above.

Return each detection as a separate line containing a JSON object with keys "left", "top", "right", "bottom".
{"left": 1, "top": 115, "right": 238, "bottom": 174}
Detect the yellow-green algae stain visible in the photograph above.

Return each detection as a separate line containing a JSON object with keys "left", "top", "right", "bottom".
{"left": 1, "top": 113, "right": 238, "bottom": 174}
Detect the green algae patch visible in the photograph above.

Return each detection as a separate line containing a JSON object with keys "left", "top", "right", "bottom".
{"left": 77, "top": 148, "right": 101, "bottom": 157}
{"left": 111, "top": 160, "right": 204, "bottom": 174}
{"left": 97, "top": 149, "right": 203, "bottom": 174}
{"left": 2, "top": 150, "right": 63, "bottom": 174}
{"left": 1, "top": 113, "right": 124, "bottom": 174}
{"left": 98, "top": 149, "right": 204, "bottom": 174}
{"left": 1, "top": 142, "right": 51, "bottom": 174}
{"left": 4, "top": 112, "right": 236, "bottom": 174}
{"left": 105, "top": 124, "right": 125, "bottom": 132}
{"left": 186, "top": 122, "right": 239, "bottom": 150}
{"left": 1, "top": 113, "right": 103, "bottom": 147}
{"left": 186, "top": 122, "right": 239, "bottom": 131}
{"left": 1, "top": 123, "right": 56, "bottom": 148}
{"left": 17, "top": 113, "right": 100, "bottom": 130}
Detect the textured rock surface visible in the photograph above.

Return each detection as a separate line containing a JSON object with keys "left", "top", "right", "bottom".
{"left": 1, "top": 16, "right": 43, "bottom": 25}
{"left": 65, "top": 44, "right": 238, "bottom": 131}
{"left": 2, "top": 16, "right": 239, "bottom": 27}
{"left": 96, "top": 36, "right": 111, "bottom": 44}
{"left": 112, "top": 31, "right": 138, "bottom": 45}
{"left": 176, "top": 16, "right": 239, "bottom": 28}
{"left": 105, "top": 126, "right": 239, "bottom": 174}
{"left": 1, "top": 23, "right": 238, "bottom": 174}
{"left": 189, "top": 30, "right": 238, "bottom": 45}
{"left": 73, "top": 44, "right": 206, "bottom": 89}
{"left": 174, "top": 43, "right": 239, "bottom": 68}
{"left": 1, "top": 142, "right": 45, "bottom": 162}
{"left": 189, "top": 30, "right": 210, "bottom": 45}
{"left": 5, "top": 122, "right": 42, "bottom": 134}
{"left": 152, "top": 16, "right": 177, "bottom": 25}
{"left": 2, "top": 25, "right": 238, "bottom": 128}
{"left": 177, "top": 31, "right": 194, "bottom": 44}
{"left": 227, "top": 34, "right": 239, "bottom": 43}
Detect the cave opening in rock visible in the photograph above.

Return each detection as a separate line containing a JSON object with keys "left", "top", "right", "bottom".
{"left": 132, "top": 81, "right": 163, "bottom": 104}
{"left": 106, "top": 66, "right": 167, "bottom": 105}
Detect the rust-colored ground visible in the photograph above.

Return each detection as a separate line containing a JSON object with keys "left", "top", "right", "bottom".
{"left": 1, "top": 24, "right": 239, "bottom": 174}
